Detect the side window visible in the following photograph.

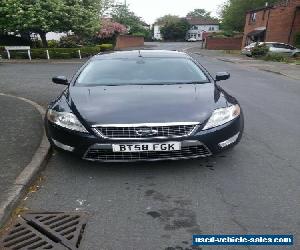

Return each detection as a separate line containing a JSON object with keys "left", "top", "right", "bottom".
{"left": 273, "top": 43, "right": 294, "bottom": 49}
{"left": 284, "top": 44, "right": 295, "bottom": 50}
{"left": 250, "top": 12, "right": 257, "bottom": 23}
{"left": 273, "top": 43, "right": 283, "bottom": 48}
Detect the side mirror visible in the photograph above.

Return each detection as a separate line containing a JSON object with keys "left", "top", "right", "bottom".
{"left": 52, "top": 76, "right": 69, "bottom": 85}
{"left": 215, "top": 72, "right": 230, "bottom": 82}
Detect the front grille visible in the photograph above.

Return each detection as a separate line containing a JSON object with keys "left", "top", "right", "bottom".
{"left": 94, "top": 123, "right": 198, "bottom": 139}
{"left": 84, "top": 144, "right": 211, "bottom": 162}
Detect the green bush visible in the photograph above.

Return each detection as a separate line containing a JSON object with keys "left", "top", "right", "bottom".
{"left": 131, "top": 32, "right": 145, "bottom": 37}
{"left": 263, "top": 53, "right": 291, "bottom": 63}
{"left": 294, "top": 32, "right": 300, "bottom": 48}
{"left": 58, "top": 36, "right": 81, "bottom": 48}
{"left": 80, "top": 47, "right": 102, "bottom": 57}
{"left": 208, "top": 31, "right": 243, "bottom": 38}
{"left": 47, "top": 40, "right": 59, "bottom": 48}
{"left": 99, "top": 43, "right": 114, "bottom": 51}
{"left": 31, "top": 40, "right": 43, "bottom": 48}
{"left": 0, "top": 47, "right": 101, "bottom": 59}
{"left": 0, "top": 50, "right": 32, "bottom": 59}
{"left": 252, "top": 43, "right": 269, "bottom": 57}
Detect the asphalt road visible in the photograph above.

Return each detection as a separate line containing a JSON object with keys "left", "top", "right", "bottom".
{"left": 1, "top": 42, "right": 299, "bottom": 250}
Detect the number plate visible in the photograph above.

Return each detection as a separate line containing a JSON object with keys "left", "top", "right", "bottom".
{"left": 112, "top": 142, "right": 181, "bottom": 152}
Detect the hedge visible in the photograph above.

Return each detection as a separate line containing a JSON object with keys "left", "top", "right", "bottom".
{"left": 99, "top": 44, "right": 114, "bottom": 51}
{"left": 294, "top": 32, "right": 300, "bottom": 48}
{"left": 0, "top": 46, "right": 103, "bottom": 59}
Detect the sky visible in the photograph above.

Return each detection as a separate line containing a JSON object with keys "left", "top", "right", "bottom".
{"left": 121, "top": 0, "right": 225, "bottom": 24}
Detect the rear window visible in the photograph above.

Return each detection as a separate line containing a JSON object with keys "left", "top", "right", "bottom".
{"left": 76, "top": 57, "right": 209, "bottom": 86}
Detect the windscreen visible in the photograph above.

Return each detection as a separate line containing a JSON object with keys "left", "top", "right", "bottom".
{"left": 76, "top": 57, "right": 209, "bottom": 86}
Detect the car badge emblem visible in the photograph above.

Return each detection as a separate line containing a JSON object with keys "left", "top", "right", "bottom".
{"left": 136, "top": 128, "right": 158, "bottom": 136}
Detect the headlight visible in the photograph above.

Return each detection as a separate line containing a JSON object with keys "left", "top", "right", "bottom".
{"left": 202, "top": 104, "right": 240, "bottom": 130}
{"left": 47, "top": 110, "right": 88, "bottom": 133}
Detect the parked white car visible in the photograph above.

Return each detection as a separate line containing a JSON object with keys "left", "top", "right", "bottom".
{"left": 242, "top": 42, "right": 300, "bottom": 57}
{"left": 187, "top": 37, "right": 197, "bottom": 42}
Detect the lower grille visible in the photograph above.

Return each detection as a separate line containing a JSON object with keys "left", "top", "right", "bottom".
{"left": 84, "top": 144, "right": 211, "bottom": 162}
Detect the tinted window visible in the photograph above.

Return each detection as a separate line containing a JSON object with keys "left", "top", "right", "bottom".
{"left": 76, "top": 58, "right": 209, "bottom": 86}
{"left": 273, "top": 43, "right": 294, "bottom": 49}
{"left": 273, "top": 43, "right": 282, "bottom": 48}
{"left": 284, "top": 44, "right": 295, "bottom": 50}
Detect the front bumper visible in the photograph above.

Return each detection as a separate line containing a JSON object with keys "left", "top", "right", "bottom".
{"left": 45, "top": 114, "right": 244, "bottom": 162}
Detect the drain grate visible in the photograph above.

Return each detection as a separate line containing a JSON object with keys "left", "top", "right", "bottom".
{"left": 0, "top": 212, "right": 88, "bottom": 250}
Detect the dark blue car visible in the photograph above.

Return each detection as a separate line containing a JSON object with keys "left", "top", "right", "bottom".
{"left": 46, "top": 50, "right": 244, "bottom": 162}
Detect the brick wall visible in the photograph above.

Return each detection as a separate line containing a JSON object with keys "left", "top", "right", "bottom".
{"left": 205, "top": 37, "right": 243, "bottom": 50}
{"left": 242, "top": 9, "right": 271, "bottom": 46}
{"left": 115, "top": 35, "right": 144, "bottom": 50}
{"left": 266, "top": 1, "right": 300, "bottom": 44}
{"left": 242, "top": 0, "right": 300, "bottom": 46}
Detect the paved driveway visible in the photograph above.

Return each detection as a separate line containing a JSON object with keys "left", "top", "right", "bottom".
{"left": 0, "top": 43, "right": 299, "bottom": 250}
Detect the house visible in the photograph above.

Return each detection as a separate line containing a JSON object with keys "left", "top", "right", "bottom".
{"left": 153, "top": 24, "right": 163, "bottom": 40}
{"left": 242, "top": 0, "right": 300, "bottom": 46}
{"left": 46, "top": 32, "right": 66, "bottom": 41}
{"left": 153, "top": 17, "right": 220, "bottom": 41}
{"left": 185, "top": 17, "right": 220, "bottom": 41}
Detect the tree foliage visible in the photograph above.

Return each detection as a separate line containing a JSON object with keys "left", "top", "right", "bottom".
{"left": 155, "top": 15, "right": 180, "bottom": 26}
{"left": 251, "top": 43, "right": 269, "bottom": 57}
{"left": 0, "top": 0, "right": 106, "bottom": 47}
{"left": 160, "top": 17, "right": 190, "bottom": 41}
{"left": 186, "top": 8, "right": 213, "bottom": 18}
{"left": 220, "top": 0, "right": 278, "bottom": 32}
{"left": 98, "top": 19, "right": 127, "bottom": 39}
{"left": 110, "top": 3, "right": 150, "bottom": 39}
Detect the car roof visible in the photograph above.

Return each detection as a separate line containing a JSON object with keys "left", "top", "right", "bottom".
{"left": 248, "top": 42, "right": 293, "bottom": 46}
{"left": 93, "top": 50, "right": 190, "bottom": 60}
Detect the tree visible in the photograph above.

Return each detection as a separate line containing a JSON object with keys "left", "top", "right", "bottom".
{"left": 110, "top": 3, "right": 150, "bottom": 38}
{"left": 155, "top": 15, "right": 180, "bottom": 25}
{"left": 98, "top": 19, "right": 127, "bottom": 39}
{"left": 0, "top": 0, "right": 65, "bottom": 46}
{"left": 220, "top": 0, "right": 278, "bottom": 32}
{"left": 187, "top": 8, "right": 212, "bottom": 18}
{"left": 99, "top": 0, "right": 115, "bottom": 17}
{"left": 0, "top": 0, "right": 105, "bottom": 47}
{"left": 160, "top": 18, "right": 190, "bottom": 41}
{"left": 63, "top": 0, "right": 101, "bottom": 40}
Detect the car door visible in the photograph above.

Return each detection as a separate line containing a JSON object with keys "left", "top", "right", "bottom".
{"left": 271, "top": 43, "right": 295, "bottom": 54}
{"left": 282, "top": 44, "right": 296, "bottom": 55}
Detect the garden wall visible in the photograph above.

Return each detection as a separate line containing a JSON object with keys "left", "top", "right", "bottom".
{"left": 115, "top": 35, "right": 144, "bottom": 50}
{"left": 205, "top": 37, "right": 243, "bottom": 50}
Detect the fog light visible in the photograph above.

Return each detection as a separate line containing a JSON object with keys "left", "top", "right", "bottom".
{"left": 218, "top": 132, "right": 240, "bottom": 148}
{"left": 52, "top": 139, "right": 74, "bottom": 152}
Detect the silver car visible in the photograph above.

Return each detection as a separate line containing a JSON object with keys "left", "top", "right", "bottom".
{"left": 242, "top": 42, "right": 300, "bottom": 57}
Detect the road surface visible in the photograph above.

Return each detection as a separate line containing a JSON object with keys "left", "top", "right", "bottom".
{"left": 0, "top": 42, "right": 299, "bottom": 250}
